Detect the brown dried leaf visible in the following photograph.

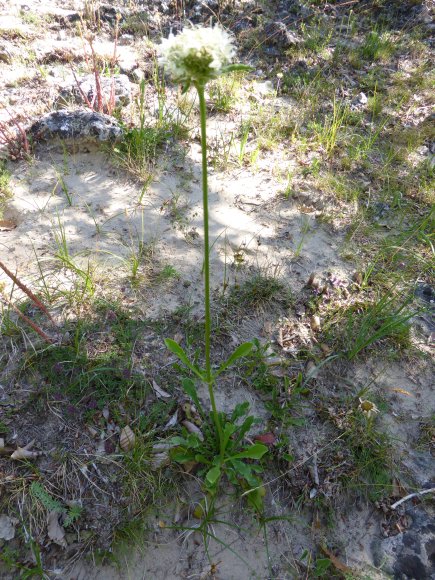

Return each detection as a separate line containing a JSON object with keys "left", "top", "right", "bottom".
{"left": 173, "top": 332, "right": 183, "bottom": 344}
{"left": 152, "top": 379, "right": 171, "bottom": 399}
{"left": 182, "top": 420, "right": 204, "bottom": 441}
{"left": 0, "top": 220, "right": 17, "bottom": 231}
{"left": 10, "top": 440, "right": 42, "bottom": 461}
{"left": 150, "top": 452, "right": 170, "bottom": 470}
{"left": 47, "top": 511, "right": 67, "bottom": 548}
{"left": 120, "top": 425, "right": 135, "bottom": 452}
{"left": 254, "top": 432, "right": 276, "bottom": 445}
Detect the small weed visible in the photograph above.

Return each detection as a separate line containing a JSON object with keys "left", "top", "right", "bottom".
{"left": 282, "top": 169, "right": 295, "bottom": 199}
{"left": 52, "top": 216, "right": 95, "bottom": 297}
{"left": 309, "top": 98, "right": 349, "bottom": 156}
{"left": 168, "top": 395, "right": 267, "bottom": 513}
{"left": 293, "top": 216, "right": 312, "bottom": 259}
{"left": 244, "top": 341, "right": 307, "bottom": 427}
{"left": 30, "top": 482, "right": 83, "bottom": 526}
{"left": 155, "top": 264, "right": 180, "bottom": 284}
{"left": 300, "top": 549, "right": 332, "bottom": 578}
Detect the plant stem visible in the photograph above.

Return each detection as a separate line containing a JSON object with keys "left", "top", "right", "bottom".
{"left": 196, "top": 83, "right": 224, "bottom": 455}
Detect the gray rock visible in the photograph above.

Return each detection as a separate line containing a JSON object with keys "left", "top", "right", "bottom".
{"left": 29, "top": 110, "right": 123, "bottom": 143}
{"left": 0, "top": 515, "right": 18, "bottom": 541}
{"left": 58, "top": 74, "right": 131, "bottom": 111}
{"left": 131, "top": 67, "right": 145, "bottom": 82}
{"left": 371, "top": 506, "right": 435, "bottom": 579}
{"left": 264, "top": 21, "right": 302, "bottom": 49}
{"left": 119, "top": 34, "right": 134, "bottom": 45}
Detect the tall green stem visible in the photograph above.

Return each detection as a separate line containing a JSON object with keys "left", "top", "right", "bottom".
{"left": 196, "top": 83, "right": 224, "bottom": 454}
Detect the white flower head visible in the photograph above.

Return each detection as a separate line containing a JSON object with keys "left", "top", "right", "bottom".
{"left": 158, "top": 24, "right": 236, "bottom": 85}
{"left": 358, "top": 398, "right": 379, "bottom": 419}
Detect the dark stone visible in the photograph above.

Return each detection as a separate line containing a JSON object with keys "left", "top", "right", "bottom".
{"left": 402, "top": 533, "right": 420, "bottom": 553}
{"left": 394, "top": 554, "right": 427, "bottom": 579}
{"left": 29, "top": 110, "right": 123, "bottom": 143}
{"left": 414, "top": 283, "right": 435, "bottom": 305}
{"left": 263, "top": 21, "right": 302, "bottom": 49}
{"left": 426, "top": 539, "right": 435, "bottom": 566}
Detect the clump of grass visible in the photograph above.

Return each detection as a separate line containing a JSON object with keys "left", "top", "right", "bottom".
{"left": 344, "top": 292, "right": 414, "bottom": 359}
{"left": 342, "top": 406, "right": 394, "bottom": 500}
{"left": 227, "top": 274, "right": 290, "bottom": 309}
{"left": 0, "top": 160, "right": 12, "bottom": 216}
{"left": 308, "top": 98, "right": 349, "bottom": 156}
{"left": 208, "top": 71, "right": 246, "bottom": 113}
{"left": 359, "top": 30, "right": 395, "bottom": 62}
{"left": 113, "top": 124, "right": 169, "bottom": 181}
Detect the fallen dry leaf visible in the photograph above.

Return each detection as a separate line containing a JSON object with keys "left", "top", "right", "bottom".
{"left": 151, "top": 452, "right": 170, "bottom": 470}
{"left": 163, "top": 410, "right": 178, "bottom": 431}
{"left": 391, "top": 387, "right": 414, "bottom": 397}
{"left": 254, "top": 432, "right": 276, "bottom": 445}
{"left": 47, "top": 511, "right": 67, "bottom": 548}
{"left": 0, "top": 220, "right": 17, "bottom": 231}
{"left": 152, "top": 379, "right": 171, "bottom": 399}
{"left": 173, "top": 332, "right": 183, "bottom": 344}
{"left": 10, "top": 440, "right": 42, "bottom": 461}
{"left": 182, "top": 420, "right": 204, "bottom": 441}
{"left": 0, "top": 514, "right": 19, "bottom": 541}
{"left": 120, "top": 425, "right": 135, "bottom": 452}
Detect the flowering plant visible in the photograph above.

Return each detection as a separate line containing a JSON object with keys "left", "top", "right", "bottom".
{"left": 159, "top": 26, "right": 266, "bottom": 504}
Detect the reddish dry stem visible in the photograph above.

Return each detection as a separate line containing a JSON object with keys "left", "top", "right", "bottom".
{"left": 0, "top": 260, "right": 55, "bottom": 323}
{"left": 1, "top": 293, "right": 54, "bottom": 343}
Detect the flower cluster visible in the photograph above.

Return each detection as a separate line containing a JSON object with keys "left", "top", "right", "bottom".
{"left": 158, "top": 24, "right": 235, "bottom": 85}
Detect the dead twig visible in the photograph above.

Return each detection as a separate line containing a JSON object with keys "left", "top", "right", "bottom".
{"left": 0, "top": 260, "right": 55, "bottom": 323}
{"left": 1, "top": 293, "right": 54, "bottom": 343}
{"left": 391, "top": 488, "right": 435, "bottom": 510}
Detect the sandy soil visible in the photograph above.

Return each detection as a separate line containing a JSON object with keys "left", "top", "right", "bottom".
{"left": 1, "top": 0, "right": 434, "bottom": 579}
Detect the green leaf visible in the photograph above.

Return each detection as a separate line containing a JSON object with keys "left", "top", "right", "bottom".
{"left": 222, "top": 422, "right": 236, "bottom": 451}
{"left": 314, "top": 558, "right": 331, "bottom": 576}
{"left": 231, "top": 401, "right": 249, "bottom": 422}
{"left": 221, "top": 64, "right": 253, "bottom": 74}
{"left": 194, "top": 453, "right": 211, "bottom": 465}
{"left": 164, "top": 339, "right": 204, "bottom": 379}
{"left": 246, "top": 485, "right": 266, "bottom": 513}
{"left": 171, "top": 451, "right": 196, "bottom": 463}
{"left": 181, "top": 378, "right": 204, "bottom": 415}
{"left": 230, "top": 459, "right": 257, "bottom": 486}
{"left": 229, "top": 443, "right": 268, "bottom": 461}
{"left": 169, "top": 436, "right": 188, "bottom": 445}
{"left": 206, "top": 466, "right": 221, "bottom": 486}
{"left": 215, "top": 342, "right": 254, "bottom": 376}
{"left": 186, "top": 433, "right": 201, "bottom": 448}
{"left": 237, "top": 416, "right": 255, "bottom": 440}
